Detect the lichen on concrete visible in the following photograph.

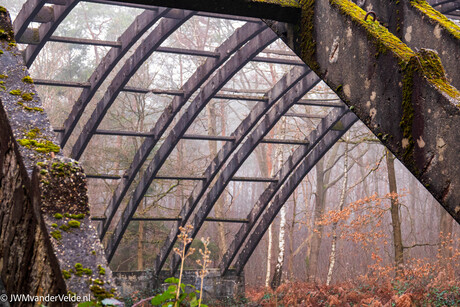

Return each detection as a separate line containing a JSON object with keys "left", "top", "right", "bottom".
{"left": 414, "top": 49, "right": 460, "bottom": 101}
{"left": 299, "top": 0, "right": 320, "bottom": 71}
{"left": 38, "top": 158, "right": 118, "bottom": 301}
{"left": 410, "top": 0, "right": 460, "bottom": 41}
{"left": 0, "top": 7, "right": 120, "bottom": 304}
{"left": 251, "top": 0, "right": 301, "bottom": 7}
{"left": 329, "top": 0, "right": 415, "bottom": 63}
{"left": 328, "top": 0, "right": 460, "bottom": 103}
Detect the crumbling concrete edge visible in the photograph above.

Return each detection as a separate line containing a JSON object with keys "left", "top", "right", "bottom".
{"left": 0, "top": 7, "right": 120, "bottom": 306}
{"left": 275, "top": 0, "right": 460, "bottom": 222}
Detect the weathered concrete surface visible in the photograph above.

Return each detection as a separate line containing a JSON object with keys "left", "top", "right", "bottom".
{"left": 110, "top": 0, "right": 300, "bottom": 23}
{"left": 276, "top": 0, "right": 460, "bottom": 223}
{"left": 114, "top": 269, "right": 244, "bottom": 301}
{"left": 355, "top": 0, "right": 460, "bottom": 90}
{"left": 0, "top": 8, "right": 119, "bottom": 305}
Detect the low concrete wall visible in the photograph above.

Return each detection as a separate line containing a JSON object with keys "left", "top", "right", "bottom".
{"left": 114, "top": 269, "right": 244, "bottom": 301}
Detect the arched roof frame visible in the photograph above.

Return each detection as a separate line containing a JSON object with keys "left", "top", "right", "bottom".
{"left": 154, "top": 65, "right": 312, "bottom": 273}
{"left": 104, "top": 28, "right": 280, "bottom": 261}
{"left": 60, "top": 8, "right": 170, "bottom": 147}
{"left": 13, "top": 0, "right": 317, "bottom": 272}
{"left": 11, "top": 0, "right": 458, "bottom": 276}
{"left": 231, "top": 110, "right": 358, "bottom": 275}
{"left": 97, "top": 21, "right": 268, "bottom": 239}
{"left": 220, "top": 105, "right": 351, "bottom": 274}
{"left": 70, "top": 9, "right": 196, "bottom": 159}
{"left": 162, "top": 69, "right": 322, "bottom": 274}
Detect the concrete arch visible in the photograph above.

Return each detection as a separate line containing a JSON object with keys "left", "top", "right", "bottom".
{"left": 98, "top": 21, "right": 268, "bottom": 239}
{"left": 154, "top": 66, "right": 312, "bottom": 273}
{"left": 232, "top": 111, "right": 358, "bottom": 274}
{"left": 104, "top": 28, "right": 278, "bottom": 262}
{"left": 60, "top": 8, "right": 169, "bottom": 147}
{"left": 220, "top": 105, "right": 350, "bottom": 274}
{"left": 166, "top": 70, "right": 321, "bottom": 274}
{"left": 70, "top": 9, "right": 195, "bottom": 160}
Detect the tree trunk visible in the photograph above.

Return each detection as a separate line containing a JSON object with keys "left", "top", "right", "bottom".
{"left": 255, "top": 129, "right": 275, "bottom": 287}
{"left": 307, "top": 158, "right": 325, "bottom": 282}
{"left": 386, "top": 150, "right": 404, "bottom": 276}
{"left": 137, "top": 220, "right": 144, "bottom": 270}
{"left": 287, "top": 190, "right": 297, "bottom": 280}
{"left": 207, "top": 102, "right": 226, "bottom": 259}
{"left": 439, "top": 207, "right": 453, "bottom": 262}
{"left": 265, "top": 224, "right": 273, "bottom": 287}
{"left": 271, "top": 205, "right": 285, "bottom": 289}
{"left": 307, "top": 144, "right": 339, "bottom": 282}
{"left": 271, "top": 121, "right": 287, "bottom": 289}
{"left": 326, "top": 137, "right": 349, "bottom": 285}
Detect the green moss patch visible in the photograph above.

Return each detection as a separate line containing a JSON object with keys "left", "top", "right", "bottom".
{"left": 415, "top": 49, "right": 460, "bottom": 100}
{"left": 64, "top": 213, "right": 85, "bottom": 219}
{"left": 0, "top": 28, "right": 14, "bottom": 42}
{"left": 25, "top": 127, "right": 40, "bottom": 139}
{"left": 90, "top": 285, "right": 115, "bottom": 301}
{"left": 17, "top": 101, "right": 43, "bottom": 112}
{"left": 18, "top": 138, "right": 60, "bottom": 153}
{"left": 97, "top": 265, "right": 106, "bottom": 275}
{"left": 18, "top": 128, "right": 60, "bottom": 154}
{"left": 300, "top": 0, "right": 319, "bottom": 71}
{"left": 21, "top": 76, "right": 33, "bottom": 83}
{"left": 49, "top": 162, "right": 80, "bottom": 177}
{"left": 58, "top": 219, "right": 81, "bottom": 232}
{"left": 330, "top": 0, "right": 415, "bottom": 62}
{"left": 59, "top": 224, "right": 70, "bottom": 232}
{"left": 51, "top": 230, "right": 61, "bottom": 240}
{"left": 410, "top": 0, "right": 460, "bottom": 41}
{"left": 21, "top": 92, "right": 34, "bottom": 101}
{"left": 74, "top": 263, "right": 92, "bottom": 276}
{"left": 251, "top": 0, "right": 300, "bottom": 7}
{"left": 9, "top": 89, "right": 21, "bottom": 96}
{"left": 68, "top": 220, "right": 81, "bottom": 228}
{"left": 62, "top": 270, "right": 71, "bottom": 279}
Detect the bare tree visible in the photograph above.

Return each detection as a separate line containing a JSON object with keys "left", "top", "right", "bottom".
{"left": 386, "top": 149, "right": 404, "bottom": 275}
{"left": 326, "top": 135, "right": 349, "bottom": 285}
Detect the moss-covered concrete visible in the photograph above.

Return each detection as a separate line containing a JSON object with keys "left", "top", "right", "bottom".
{"left": 410, "top": 0, "right": 460, "bottom": 41}
{"left": 0, "top": 7, "right": 120, "bottom": 305}
{"left": 355, "top": 0, "right": 460, "bottom": 91}
{"left": 273, "top": 0, "right": 460, "bottom": 223}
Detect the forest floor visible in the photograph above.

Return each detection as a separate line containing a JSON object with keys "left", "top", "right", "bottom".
{"left": 239, "top": 279, "right": 460, "bottom": 306}
{"left": 123, "top": 263, "right": 460, "bottom": 306}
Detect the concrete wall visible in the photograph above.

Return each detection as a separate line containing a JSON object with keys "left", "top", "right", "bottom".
{"left": 114, "top": 269, "right": 244, "bottom": 301}
{"left": 0, "top": 8, "right": 119, "bottom": 306}
{"left": 274, "top": 0, "right": 460, "bottom": 223}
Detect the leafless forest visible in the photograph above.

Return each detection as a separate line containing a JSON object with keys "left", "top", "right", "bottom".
{"left": 2, "top": 1, "right": 459, "bottom": 305}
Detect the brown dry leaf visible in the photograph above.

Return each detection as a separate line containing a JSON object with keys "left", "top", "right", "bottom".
{"left": 345, "top": 291, "right": 362, "bottom": 303}
{"left": 327, "top": 295, "right": 341, "bottom": 306}
{"left": 369, "top": 300, "right": 383, "bottom": 307}
{"left": 395, "top": 293, "right": 414, "bottom": 307}
{"left": 382, "top": 301, "right": 394, "bottom": 307}
{"left": 360, "top": 297, "right": 383, "bottom": 306}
